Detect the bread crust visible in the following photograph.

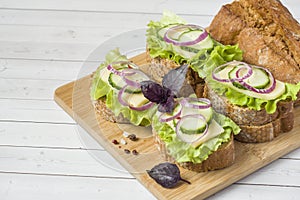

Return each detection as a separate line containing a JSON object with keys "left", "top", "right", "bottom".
{"left": 93, "top": 97, "right": 129, "bottom": 123}
{"left": 153, "top": 130, "right": 235, "bottom": 172}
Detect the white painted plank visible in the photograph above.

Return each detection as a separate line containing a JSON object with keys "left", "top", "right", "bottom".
{"left": 0, "top": 32, "right": 145, "bottom": 61}
{"left": 0, "top": 173, "right": 155, "bottom": 200}
{"left": 0, "top": 9, "right": 214, "bottom": 27}
{"left": 208, "top": 184, "right": 300, "bottom": 200}
{"left": 238, "top": 159, "right": 300, "bottom": 186}
{"left": 0, "top": 146, "right": 133, "bottom": 178}
{"left": 0, "top": 78, "right": 70, "bottom": 100}
{"left": 0, "top": 173, "right": 299, "bottom": 200}
{"left": 0, "top": 25, "right": 122, "bottom": 44}
{"left": 0, "top": 59, "right": 82, "bottom": 80}
{"left": 0, "top": 0, "right": 235, "bottom": 15}
{"left": 282, "top": 148, "right": 300, "bottom": 159}
{"left": 0, "top": 122, "right": 83, "bottom": 149}
{"left": 0, "top": 41, "right": 97, "bottom": 61}
{"left": 0, "top": 121, "right": 104, "bottom": 150}
{"left": 0, "top": 0, "right": 299, "bottom": 19}
{"left": 0, "top": 99, "right": 74, "bottom": 124}
{"left": 0, "top": 145, "right": 299, "bottom": 186}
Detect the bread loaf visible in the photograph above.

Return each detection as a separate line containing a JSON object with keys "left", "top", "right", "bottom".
{"left": 208, "top": 0, "right": 300, "bottom": 85}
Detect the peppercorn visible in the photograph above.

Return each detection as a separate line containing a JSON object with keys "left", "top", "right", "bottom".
{"left": 112, "top": 139, "right": 119, "bottom": 145}
{"left": 132, "top": 149, "right": 138, "bottom": 155}
{"left": 124, "top": 149, "right": 131, "bottom": 154}
{"left": 128, "top": 134, "right": 138, "bottom": 141}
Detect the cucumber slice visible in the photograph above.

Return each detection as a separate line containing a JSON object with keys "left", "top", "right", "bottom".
{"left": 181, "top": 102, "right": 213, "bottom": 123}
{"left": 172, "top": 35, "right": 214, "bottom": 58}
{"left": 157, "top": 25, "right": 177, "bottom": 40}
{"left": 108, "top": 72, "right": 141, "bottom": 93}
{"left": 182, "top": 33, "right": 214, "bottom": 50}
{"left": 179, "top": 116, "right": 206, "bottom": 135}
{"left": 244, "top": 67, "right": 270, "bottom": 89}
{"left": 228, "top": 66, "right": 246, "bottom": 89}
{"left": 229, "top": 66, "right": 270, "bottom": 89}
{"left": 108, "top": 73, "right": 126, "bottom": 90}
{"left": 178, "top": 30, "right": 204, "bottom": 43}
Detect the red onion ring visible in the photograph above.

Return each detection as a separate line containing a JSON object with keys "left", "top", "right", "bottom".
{"left": 118, "top": 85, "right": 154, "bottom": 111}
{"left": 238, "top": 66, "right": 276, "bottom": 94}
{"left": 212, "top": 61, "right": 253, "bottom": 83}
{"left": 118, "top": 86, "right": 129, "bottom": 106}
{"left": 175, "top": 114, "right": 208, "bottom": 144}
{"left": 107, "top": 61, "right": 138, "bottom": 76}
{"left": 158, "top": 103, "right": 182, "bottom": 122}
{"left": 180, "top": 97, "right": 211, "bottom": 109}
{"left": 129, "top": 101, "right": 154, "bottom": 111}
{"left": 163, "top": 24, "right": 208, "bottom": 46}
{"left": 122, "top": 69, "right": 150, "bottom": 88}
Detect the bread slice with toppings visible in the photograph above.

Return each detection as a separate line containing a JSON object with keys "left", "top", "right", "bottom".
{"left": 154, "top": 130, "right": 235, "bottom": 172}
{"left": 204, "top": 83, "right": 294, "bottom": 143}
{"left": 90, "top": 49, "right": 157, "bottom": 126}
{"left": 151, "top": 96, "right": 240, "bottom": 172}
{"left": 145, "top": 11, "right": 243, "bottom": 98}
{"left": 202, "top": 56, "right": 300, "bottom": 143}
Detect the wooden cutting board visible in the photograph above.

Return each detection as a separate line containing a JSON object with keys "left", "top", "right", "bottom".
{"left": 54, "top": 52, "right": 300, "bottom": 200}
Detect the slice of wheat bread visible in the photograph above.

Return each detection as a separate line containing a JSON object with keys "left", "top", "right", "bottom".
{"left": 93, "top": 97, "right": 129, "bottom": 123}
{"left": 235, "top": 112, "right": 294, "bottom": 143}
{"left": 153, "top": 130, "right": 235, "bottom": 172}
{"left": 204, "top": 84, "right": 294, "bottom": 143}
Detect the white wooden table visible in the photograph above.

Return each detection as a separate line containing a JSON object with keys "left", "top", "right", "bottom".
{"left": 0, "top": 0, "right": 299, "bottom": 199}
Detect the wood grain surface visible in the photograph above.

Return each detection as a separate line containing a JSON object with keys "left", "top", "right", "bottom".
{"left": 54, "top": 53, "right": 300, "bottom": 200}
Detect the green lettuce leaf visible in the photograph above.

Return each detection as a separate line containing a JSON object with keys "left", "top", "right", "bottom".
{"left": 152, "top": 112, "right": 240, "bottom": 163}
{"left": 106, "top": 90, "right": 157, "bottom": 126}
{"left": 190, "top": 44, "right": 243, "bottom": 78}
{"left": 146, "top": 10, "right": 243, "bottom": 78}
{"left": 90, "top": 49, "right": 158, "bottom": 126}
{"left": 207, "top": 75, "right": 300, "bottom": 114}
{"left": 90, "top": 48, "right": 128, "bottom": 100}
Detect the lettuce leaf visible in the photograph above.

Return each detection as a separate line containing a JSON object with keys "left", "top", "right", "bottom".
{"left": 106, "top": 90, "right": 157, "bottom": 126}
{"left": 90, "top": 48, "right": 128, "bottom": 100}
{"left": 207, "top": 75, "right": 300, "bottom": 114}
{"left": 90, "top": 49, "right": 158, "bottom": 126}
{"left": 190, "top": 44, "right": 243, "bottom": 78}
{"left": 152, "top": 112, "right": 240, "bottom": 163}
{"left": 146, "top": 10, "right": 243, "bottom": 78}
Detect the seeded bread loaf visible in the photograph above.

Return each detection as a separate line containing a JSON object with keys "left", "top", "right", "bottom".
{"left": 153, "top": 130, "right": 235, "bottom": 172}
{"left": 204, "top": 84, "right": 294, "bottom": 143}
{"left": 208, "top": 0, "right": 300, "bottom": 85}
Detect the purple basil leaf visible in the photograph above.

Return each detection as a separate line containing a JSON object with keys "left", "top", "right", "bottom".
{"left": 158, "top": 95, "right": 175, "bottom": 113}
{"left": 146, "top": 162, "right": 191, "bottom": 188}
{"left": 141, "top": 80, "right": 177, "bottom": 113}
{"left": 162, "top": 64, "right": 188, "bottom": 96}
{"left": 140, "top": 81, "right": 168, "bottom": 104}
